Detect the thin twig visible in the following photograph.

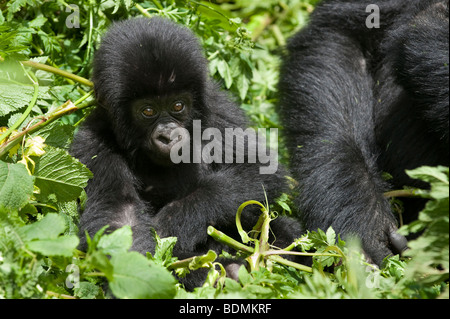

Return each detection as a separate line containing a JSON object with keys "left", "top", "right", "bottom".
{"left": 21, "top": 60, "right": 93, "bottom": 87}
{"left": 207, "top": 226, "right": 254, "bottom": 254}
{"left": 384, "top": 189, "right": 419, "bottom": 198}
{"left": 0, "top": 100, "right": 95, "bottom": 158}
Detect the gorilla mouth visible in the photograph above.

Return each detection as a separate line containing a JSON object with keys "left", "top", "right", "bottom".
{"left": 148, "top": 148, "right": 176, "bottom": 166}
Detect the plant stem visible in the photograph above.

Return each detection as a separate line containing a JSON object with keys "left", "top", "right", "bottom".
{"left": 207, "top": 226, "right": 254, "bottom": 254}
{"left": 271, "top": 25, "right": 286, "bottom": 46}
{"left": 21, "top": 61, "right": 93, "bottom": 87}
{"left": 283, "top": 242, "right": 296, "bottom": 252}
{"left": 264, "top": 250, "right": 342, "bottom": 258}
{"left": 46, "top": 291, "right": 77, "bottom": 299}
{"left": 207, "top": 226, "right": 314, "bottom": 273}
{"left": 0, "top": 100, "right": 95, "bottom": 158}
{"left": 269, "top": 255, "right": 313, "bottom": 273}
{"left": 235, "top": 200, "right": 266, "bottom": 244}
{"left": 167, "top": 257, "right": 194, "bottom": 270}
{"left": 151, "top": 0, "right": 164, "bottom": 10}
{"left": 74, "top": 90, "right": 94, "bottom": 105}
{"left": 84, "top": 271, "right": 106, "bottom": 277}
{"left": 135, "top": 3, "right": 152, "bottom": 17}
{"left": 384, "top": 189, "right": 419, "bottom": 198}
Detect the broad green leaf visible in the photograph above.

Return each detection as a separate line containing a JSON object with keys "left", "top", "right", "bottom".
{"left": 26, "top": 235, "right": 79, "bottom": 257}
{"left": 86, "top": 225, "right": 110, "bottom": 254}
{"left": 20, "top": 213, "right": 66, "bottom": 241}
{"left": 19, "top": 214, "right": 79, "bottom": 257}
{"left": 0, "top": 83, "right": 49, "bottom": 117}
{"left": 35, "top": 121, "right": 74, "bottom": 149}
{"left": 406, "top": 166, "right": 449, "bottom": 200}
{"left": 33, "top": 146, "right": 92, "bottom": 203}
{"left": 0, "top": 161, "right": 34, "bottom": 211}
{"left": 406, "top": 166, "right": 449, "bottom": 185}
{"left": 98, "top": 225, "right": 133, "bottom": 256}
{"left": 109, "top": 251, "right": 177, "bottom": 299}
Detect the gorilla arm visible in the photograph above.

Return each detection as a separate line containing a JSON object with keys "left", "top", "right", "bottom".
{"left": 71, "top": 109, "right": 155, "bottom": 254}
{"left": 279, "top": 28, "right": 404, "bottom": 265}
{"left": 151, "top": 162, "right": 291, "bottom": 253}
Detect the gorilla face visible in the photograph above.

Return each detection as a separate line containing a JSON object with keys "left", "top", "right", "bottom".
{"left": 131, "top": 92, "right": 193, "bottom": 166}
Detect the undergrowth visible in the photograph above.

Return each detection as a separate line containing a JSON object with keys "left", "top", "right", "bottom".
{"left": 0, "top": 0, "right": 448, "bottom": 299}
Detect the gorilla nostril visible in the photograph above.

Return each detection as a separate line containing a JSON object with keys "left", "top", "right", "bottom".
{"left": 157, "top": 134, "right": 171, "bottom": 145}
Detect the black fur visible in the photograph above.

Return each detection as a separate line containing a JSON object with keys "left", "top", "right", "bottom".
{"left": 70, "top": 17, "right": 302, "bottom": 289}
{"left": 278, "top": 0, "right": 449, "bottom": 265}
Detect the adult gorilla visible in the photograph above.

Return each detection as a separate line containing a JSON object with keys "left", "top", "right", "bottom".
{"left": 278, "top": 0, "right": 449, "bottom": 265}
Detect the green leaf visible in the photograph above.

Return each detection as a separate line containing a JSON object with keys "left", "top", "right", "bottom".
{"left": 109, "top": 251, "right": 177, "bottom": 299}
{"left": 19, "top": 214, "right": 79, "bottom": 257}
{"left": 326, "top": 227, "right": 336, "bottom": 245}
{"left": 293, "top": 235, "right": 314, "bottom": 252}
{"left": 236, "top": 74, "right": 249, "bottom": 101}
{"left": 0, "top": 161, "right": 34, "bottom": 212}
{"left": 398, "top": 166, "right": 450, "bottom": 289}
{"left": 26, "top": 235, "right": 79, "bottom": 257}
{"left": 74, "top": 281, "right": 101, "bottom": 299}
{"left": 29, "top": 16, "right": 48, "bottom": 29}
{"left": 406, "top": 166, "right": 449, "bottom": 199}
{"left": 216, "top": 60, "right": 233, "bottom": 89}
{"left": 277, "top": 200, "right": 292, "bottom": 214}
{"left": 86, "top": 225, "right": 109, "bottom": 254}
{"left": 89, "top": 250, "right": 114, "bottom": 281}
{"left": 238, "top": 264, "right": 252, "bottom": 286}
{"left": 189, "top": 250, "right": 217, "bottom": 271}
{"left": 148, "top": 228, "right": 177, "bottom": 267}
{"left": 0, "top": 83, "right": 49, "bottom": 118}
{"left": 33, "top": 146, "right": 92, "bottom": 203}
{"left": 35, "top": 121, "right": 74, "bottom": 149}
{"left": 98, "top": 226, "right": 133, "bottom": 256}
{"left": 406, "top": 166, "right": 449, "bottom": 186}
{"left": 20, "top": 213, "right": 66, "bottom": 241}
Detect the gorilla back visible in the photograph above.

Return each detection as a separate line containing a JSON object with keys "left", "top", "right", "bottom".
{"left": 71, "top": 17, "right": 302, "bottom": 289}
{"left": 277, "top": 0, "right": 449, "bottom": 265}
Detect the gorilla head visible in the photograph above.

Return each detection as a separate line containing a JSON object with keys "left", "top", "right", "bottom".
{"left": 92, "top": 17, "right": 208, "bottom": 165}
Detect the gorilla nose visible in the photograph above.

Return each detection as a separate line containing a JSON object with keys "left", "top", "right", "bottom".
{"left": 156, "top": 133, "right": 172, "bottom": 145}
{"left": 154, "top": 130, "right": 178, "bottom": 149}
{"left": 152, "top": 122, "right": 183, "bottom": 153}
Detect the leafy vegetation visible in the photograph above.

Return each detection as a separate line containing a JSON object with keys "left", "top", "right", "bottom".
{"left": 0, "top": 0, "right": 448, "bottom": 299}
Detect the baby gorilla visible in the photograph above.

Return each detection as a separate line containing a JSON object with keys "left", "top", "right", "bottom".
{"left": 71, "top": 17, "right": 302, "bottom": 288}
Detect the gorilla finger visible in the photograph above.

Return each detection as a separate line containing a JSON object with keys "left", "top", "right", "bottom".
{"left": 389, "top": 231, "right": 408, "bottom": 254}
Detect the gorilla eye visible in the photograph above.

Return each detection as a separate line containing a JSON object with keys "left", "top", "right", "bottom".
{"left": 173, "top": 101, "right": 185, "bottom": 112}
{"left": 142, "top": 107, "right": 156, "bottom": 118}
